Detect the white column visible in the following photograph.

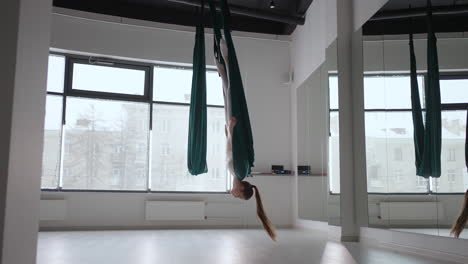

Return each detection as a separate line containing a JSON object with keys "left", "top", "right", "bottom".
{"left": 291, "top": 83, "right": 299, "bottom": 225}
{"left": 0, "top": 0, "right": 52, "bottom": 263}
{"left": 336, "top": 0, "right": 368, "bottom": 241}
{"left": 351, "top": 29, "right": 369, "bottom": 228}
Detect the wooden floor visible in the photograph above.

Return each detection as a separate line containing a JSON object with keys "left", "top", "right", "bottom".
{"left": 37, "top": 229, "right": 457, "bottom": 264}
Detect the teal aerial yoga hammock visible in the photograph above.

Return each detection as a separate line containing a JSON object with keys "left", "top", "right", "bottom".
{"left": 409, "top": 31, "right": 425, "bottom": 171}
{"left": 187, "top": 1, "right": 208, "bottom": 175}
{"left": 218, "top": 0, "right": 255, "bottom": 181}
{"left": 188, "top": 0, "right": 255, "bottom": 181}
{"left": 409, "top": 0, "right": 442, "bottom": 178}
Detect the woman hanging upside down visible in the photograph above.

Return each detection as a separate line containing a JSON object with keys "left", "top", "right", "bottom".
{"left": 226, "top": 116, "right": 276, "bottom": 241}
{"left": 216, "top": 39, "right": 276, "bottom": 241}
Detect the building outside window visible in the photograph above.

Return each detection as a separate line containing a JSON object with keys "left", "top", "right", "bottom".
{"left": 448, "top": 148, "right": 456, "bottom": 162}
{"left": 448, "top": 170, "right": 456, "bottom": 184}
{"left": 393, "top": 148, "right": 403, "bottom": 162}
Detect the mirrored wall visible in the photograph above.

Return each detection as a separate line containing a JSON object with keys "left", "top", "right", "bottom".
{"left": 326, "top": 41, "right": 341, "bottom": 227}
{"left": 363, "top": 0, "right": 468, "bottom": 239}
{"left": 297, "top": 40, "right": 341, "bottom": 227}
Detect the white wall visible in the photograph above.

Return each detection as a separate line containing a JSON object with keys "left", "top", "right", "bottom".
{"left": 353, "top": 0, "right": 388, "bottom": 31}
{"left": 290, "top": 0, "right": 388, "bottom": 90}
{"left": 1, "top": 0, "right": 52, "bottom": 263}
{"left": 296, "top": 65, "right": 329, "bottom": 172}
{"left": 294, "top": 56, "right": 330, "bottom": 223}
{"left": 291, "top": 0, "right": 337, "bottom": 90}
{"left": 41, "top": 175, "right": 292, "bottom": 229}
{"left": 289, "top": 0, "right": 342, "bottom": 225}
{"left": 297, "top": 176, "right": 328, "bottom": 221}
{"left": 295, "top": 55, "right": 332, "bottom": 222}
{"left": 290, "top": 0, "right": 337, "bottom": 226}
{"left": 40, "top": 10, "right": 293, "bottom": 229}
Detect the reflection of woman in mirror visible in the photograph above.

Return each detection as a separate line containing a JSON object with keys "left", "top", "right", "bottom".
{"left": 451, "top": 190, "right": 468, "bottom": 238}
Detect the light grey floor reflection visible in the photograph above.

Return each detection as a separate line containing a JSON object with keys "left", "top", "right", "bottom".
{"left": 320, "top": 242, "right": 358, "bottom": 264}
{"left": 37, "top": 229, "right": 458, "bottom": 264}
{"left": 392, "top": 228, "right": 468, "bottom": 239}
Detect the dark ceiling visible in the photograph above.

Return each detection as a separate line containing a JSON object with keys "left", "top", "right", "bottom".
{"left": 53, "top": 0, "right": 313, "bottom": 35}
{"left": 364, "top": 0, "right": 468, "bottom": 35}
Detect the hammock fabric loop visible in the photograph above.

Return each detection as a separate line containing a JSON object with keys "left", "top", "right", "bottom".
{"left": 187, "top": 0, "right": 208, "bottom": 175}
{"left": 187, "top": 0, "right": 255, "bottom": 181}
{"left": 409, "top": 32, "right": 425, "bottom": 171}
{"left": 218, "top": 0, "right": 255, "bottom": 180}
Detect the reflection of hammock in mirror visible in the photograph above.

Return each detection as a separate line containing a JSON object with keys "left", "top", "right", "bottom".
{"left": 451, "top": 190, "right": 468, "bottom": 238}
{"left": 409, "top": 0, "right": 442, "bottom": 179}
{"left": 409, "top": 0, "right": 468, "bottom": 238}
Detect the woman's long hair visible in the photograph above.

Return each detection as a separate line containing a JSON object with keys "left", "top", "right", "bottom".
{"left": 241, "top": 181, "right": 276, "bottom": 241}
{"left": 451, "top": 190, "right": 468, "bottom": 238}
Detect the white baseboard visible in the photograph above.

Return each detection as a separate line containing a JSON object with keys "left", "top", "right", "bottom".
{"left": 341, "top": 235, "right": 359, "bottom": 242}
{"left": 361, "top": 227, "right": 468, "bottom": 264}
{"left": 39, "top": 225, "right": 292, "bottom": 232}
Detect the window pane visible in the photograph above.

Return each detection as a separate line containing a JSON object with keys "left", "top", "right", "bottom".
{"left": 329, "top": 112, "right": 340, "bottom": 193}
{"left": 151, "top": 104, "right": 227, "bottom": 192}
{"left": 47, "top": 55, "right": 65, "bottom": 93}
{"left": 365, "top": 112, "right": 389, "bottom": 192}
{"left": 329, "top": 76, "right": 339, "bottom": 110}
{"left": 62, "top": 97, "right": 149, "bottom": 190}
{"left": 432, "top": 111, "right": 467, "bottom": 193}
{"left": 364, "top": 75, "right": 424, "bottom": 109}
{"left": 72, "top": 63, "right": 146, "bottom": 95}
{"left": 440, "top": 79, "right": 468, "bottom": 104}
{"left": 365, "top": 112, "right": 429, "bottom": 193}
{"left": 153, "top": 67, "right": 224, "bottom": 106}
{"left": 41, "top": 95, "right": 63, "bottom": 188}
{"left": 206, "top": 71, "right": 224, "bottom": 106}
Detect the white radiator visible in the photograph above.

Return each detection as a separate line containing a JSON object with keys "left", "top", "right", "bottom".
{"left": 40, "top": 200, "right": 67, "bottom": 221}
{"left": 379, "top": 202, "right": 444, "bottom": 220}
{"left": 145, "top": 201, "right": 205, "bottom": 221}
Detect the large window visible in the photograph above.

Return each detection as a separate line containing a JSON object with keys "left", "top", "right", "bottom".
{"left": 41, "top": 54, "right": 228, "bottom": 192}
{"left": 363, "top": 75, "right": 428, "bottom": 193}
{"left": 329, "top": 74, "right": 467, "bottom": 194}
{"left": 363, "top": 74, "right": 467, "bottom": 194}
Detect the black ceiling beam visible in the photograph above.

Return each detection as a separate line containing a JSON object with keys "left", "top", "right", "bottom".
{"left": 370, "top": 4, "right": 468, "bottom": 21}
{"left": 168, "top": 0, "right": 305, "bottom": 25}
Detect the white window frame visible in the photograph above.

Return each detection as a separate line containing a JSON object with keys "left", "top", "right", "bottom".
{"left": 41, "top": 53, "right": 229, "bottom": 193}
